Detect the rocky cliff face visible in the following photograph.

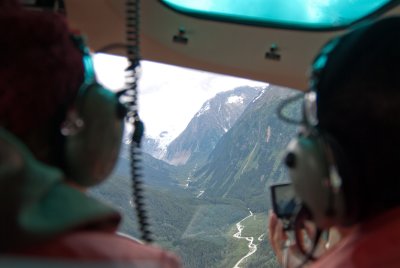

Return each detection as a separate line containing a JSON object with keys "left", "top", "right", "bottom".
{"left": 191, "top": 86, "right": 300, "bottom": 210}
{"left": 164, "top": 86, "right": 261, "bottom": 166}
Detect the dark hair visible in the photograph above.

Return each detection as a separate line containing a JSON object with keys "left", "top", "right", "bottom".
{"left": 0, "top": 4, "right": 84, "bottom": 162}
{"left": 0, "top": 4, "right": 83, "bottom": 135}
{"left": 315, "top": 17, "right": 400, "bottom": 222}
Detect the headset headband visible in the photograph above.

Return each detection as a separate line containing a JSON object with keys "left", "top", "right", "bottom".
{"left": 70, "top": 34, "right": 96, "bottom": 93}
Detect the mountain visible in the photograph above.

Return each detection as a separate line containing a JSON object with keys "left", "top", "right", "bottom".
{"left": 116, "top": 143, "right": 179, "bottom": 189}
{"left": 141, "top": 136, "right": 167, "bottom": 160}
{"left": 192, "top": 86, "right": 300, "bottom": 211}
{"left": 91, "top": 85, "right": 300, "bottom": 268}
{"left": 123, "top": 126, "right": 174, "bottom": 161}
{"left": 141, "top": 130, "right": 177, "bottom": 160}
{"left": 91, "top": 144, "right": 250, "bottom": 268}
{"left": 164, "top": 86, "right": 262, "bottom": 166}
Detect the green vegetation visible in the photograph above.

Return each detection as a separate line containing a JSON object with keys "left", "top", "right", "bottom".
{"left": 91, "top": 86, "right": 299, "bottom": 267}
{"left": 92, "top": 172, "right": 279, "bottom": 267}
{"left": 241, "top": 212, "right": 267, "bottom": 238}
{"left": 216, "top": 212, "right": 278, "bottom": 268}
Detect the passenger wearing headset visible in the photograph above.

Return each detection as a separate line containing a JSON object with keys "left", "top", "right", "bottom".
{"left": 268, "top": 16, "right": 400, "bottom": 268}
{"left": 0, "top": 1, "right": 180, "bottom": 267}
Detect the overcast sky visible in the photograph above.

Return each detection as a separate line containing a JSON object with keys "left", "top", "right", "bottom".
{"left": 93, "top": 54, "right": 268, "bottom": 139}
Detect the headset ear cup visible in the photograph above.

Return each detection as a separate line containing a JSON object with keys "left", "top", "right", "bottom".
{"left": 285, "top": 134, "right": 346, "bottom": 228}
{"left": 63, "top": 84, "right": 124, "bottom": 186}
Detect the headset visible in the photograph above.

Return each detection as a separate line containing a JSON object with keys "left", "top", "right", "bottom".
{"left": 5, "top": 0, "right": 152, "bottom": 243}
{"left": 283, "top": 16, "right": 400, "bottom": 231}
{"left": 283, "top": 37, "right": 348, "bottom": 230}
{"left": 61, "top": 35, "right": 126, "bottom": 187}
{"left": 63, "top": 4, "right": 152, "bottom": 242}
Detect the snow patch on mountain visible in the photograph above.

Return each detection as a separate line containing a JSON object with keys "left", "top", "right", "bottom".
{"left": 253, "top": 88, "right": 266, "bottom": 103}
{"left": 144, "top": 130, "right": 176, "bottom": 159}
{"left": 196, "top": 101, "right": 211, "bottom": 117}
{"left": 155, "top": 131, "right": 175, "bottom": 150}
{"left": 266, "top": 126, "right": 271, "bottom": 143}
{"left": 227, "top": 95, "right": 244, "bottom": 104}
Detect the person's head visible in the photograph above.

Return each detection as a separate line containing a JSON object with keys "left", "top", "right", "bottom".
{"left": 315, "top": 17, "right": 400, "bottom": 223}
{"left": 286, "top": 17, "right": 400, "bottom": 228}
{"left": 0, "top": 2, "right": 125, "bottom": 187}
{"left": 0, "top": 5, "right": 84, "bottom": 164}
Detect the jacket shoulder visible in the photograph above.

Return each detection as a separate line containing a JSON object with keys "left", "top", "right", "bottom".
{"left": 15, "top": 231, "right": 181, "bottom": 268}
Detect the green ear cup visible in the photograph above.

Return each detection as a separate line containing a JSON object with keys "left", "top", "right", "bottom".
{"left": 63, "top": 84, "right": 124, "bottom": 186}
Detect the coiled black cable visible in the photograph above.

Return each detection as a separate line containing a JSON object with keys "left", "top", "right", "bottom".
{"left": 123, "top": 0, "right": 153, "bottom": 243}
{"left": 276, "top": 92, "right": 304, "bottom": 125}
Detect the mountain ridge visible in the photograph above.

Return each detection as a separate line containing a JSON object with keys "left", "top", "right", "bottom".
{"left": 191, "top": 85, "right": 300, "bottom": 211}
{"left": 163, "top": 86, "right": 262, "bottom": 166}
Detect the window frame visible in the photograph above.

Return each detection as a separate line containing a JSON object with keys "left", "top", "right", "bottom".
{"left": 159, "top": 0, "right": 400, "bottom": 31}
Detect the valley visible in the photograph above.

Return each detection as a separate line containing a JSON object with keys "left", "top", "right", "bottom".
{"left": 91, "top": 85, "right": 300, "bottom": 267}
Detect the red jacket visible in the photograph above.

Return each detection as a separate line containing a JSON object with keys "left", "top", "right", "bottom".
{"left": 12, "top": 231, "right": 180, "bottom": 267}
{"left": 311, "top": 207, "right": 400, "bottom": 268}
{"left": 0, "top": 127, "right": 181, "bottom": 267}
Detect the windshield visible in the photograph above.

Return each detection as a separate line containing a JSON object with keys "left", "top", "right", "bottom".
{"left": 91, "top": 54, "right": 302, "bottom": 267}
{"left": 161, "top": 0, "right": 393, "bottom": 29}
